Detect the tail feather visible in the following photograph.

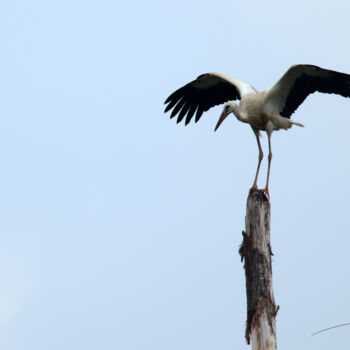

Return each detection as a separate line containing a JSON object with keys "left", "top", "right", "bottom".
{"left": 275, "top": 116, "right": 304, "bottom": 130}
{"left": 290, "top": 120, "right": 304, "bottom": 127}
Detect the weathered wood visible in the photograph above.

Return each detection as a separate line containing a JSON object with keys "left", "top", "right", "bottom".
{"left": 239, "top": 189, "right": 278, "bottom": 350}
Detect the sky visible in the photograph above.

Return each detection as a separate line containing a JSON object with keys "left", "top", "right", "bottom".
{"left": 0, "top": 0, "right": 350, "bottom": 349}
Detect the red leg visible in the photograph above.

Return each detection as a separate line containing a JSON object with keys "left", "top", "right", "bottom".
{"left": 252, "top": 130, "right": 263, "bottom": 189}
{"left": 264, "top": 132, "right": 272, "bottom": 196}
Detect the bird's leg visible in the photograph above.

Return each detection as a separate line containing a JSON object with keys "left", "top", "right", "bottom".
{"left": 264, "top": 132, "right": 273, "bottom": 196}
{"left": 252, "top": 130, "right": 263, "bottom": 189}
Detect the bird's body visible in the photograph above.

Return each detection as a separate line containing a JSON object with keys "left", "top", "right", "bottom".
{"left": 226, "top": 91, "right": 304, "bottom": 131}
{"left": 236, "top": 92, "right": 269, "bottom": 129}
{"left": 164, "top": 65, "right": 350, "bottom": 195}
{"left": 235, "top": 91, "right": 283, "bottom": 131}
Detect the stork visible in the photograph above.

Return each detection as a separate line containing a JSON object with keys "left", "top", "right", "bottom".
{"left": 164, "top": 64, "right": 350, "bottom": 195}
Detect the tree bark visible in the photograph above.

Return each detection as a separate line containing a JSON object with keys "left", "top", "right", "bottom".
{"left": 239, "top": 189, "right": 278, "bottom": 350}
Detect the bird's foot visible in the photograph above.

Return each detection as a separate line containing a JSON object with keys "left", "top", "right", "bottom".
{"left": 250, "top": 185, "right": 269, "bottom": 198}
{"left": 262, "top": 187, "right": 270, "bottom": 198}
{"left": 250, "top": 184, "right": 264, "bottom": 196}
{"left": 249, "top": 185, "right": 258, "bottom": 195}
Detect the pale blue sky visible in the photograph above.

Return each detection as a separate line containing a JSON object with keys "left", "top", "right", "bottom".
{"left": 0, "top": 0, "right": 349, "bottom": 349}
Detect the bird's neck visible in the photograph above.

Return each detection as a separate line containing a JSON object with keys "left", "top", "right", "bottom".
{"left": 232, "top": 104, "right": 248, "bottom": 124}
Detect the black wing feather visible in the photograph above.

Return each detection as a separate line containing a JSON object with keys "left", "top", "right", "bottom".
{"left": 185, "top": 104, "right": 198, "bottom": 125}
{"left": 176, "top": 102, "right": 191, "bottom": 123}
{"left": 281, "top": 65, "right": 350, "bottom": 118}
{"left": 195, "top": 105, "right": 204, "bottom": 123}
{"left": 170, "top": 98, "right": 186, "bottom": 119}
{"left": 164, "top": 98, "right": 178, "bottom": 113}
{"left": 164, "top": 74, "right": 241, "bottom": 125}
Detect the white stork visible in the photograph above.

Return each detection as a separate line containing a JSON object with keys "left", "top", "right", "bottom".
{"left": 164, "top": 64, "right": 350, "bottom": 195}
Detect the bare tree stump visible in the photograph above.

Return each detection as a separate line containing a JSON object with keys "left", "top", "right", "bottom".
{"left": 239, "top": 189, "right": 278, "bottom": 350}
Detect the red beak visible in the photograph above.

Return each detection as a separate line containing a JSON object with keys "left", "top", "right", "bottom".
{"left": 214, "top": 112, "right": 229, "bottom": 131}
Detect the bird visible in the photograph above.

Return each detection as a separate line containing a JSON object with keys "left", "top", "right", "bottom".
{"left": 164, "top": 64, "right": 350, "bottom": 195}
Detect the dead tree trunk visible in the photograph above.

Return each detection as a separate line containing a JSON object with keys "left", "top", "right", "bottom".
{"left": 239, "top": 189, "right": 278, "bottom": 350}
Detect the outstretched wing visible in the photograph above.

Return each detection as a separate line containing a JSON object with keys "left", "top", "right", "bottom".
{"left": 265, "top": 64, "right": 350, "bottom": 118}
{"left": 164, "top": 73, "right": 256, "bottom": 125}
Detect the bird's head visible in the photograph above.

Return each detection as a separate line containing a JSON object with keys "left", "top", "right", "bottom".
{"left": 214, "top": 102, "right": 239, "bottom": 131}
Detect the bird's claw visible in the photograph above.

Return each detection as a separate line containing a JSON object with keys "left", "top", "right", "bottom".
{"left": 263, "top": 188, "right": 270, "bottom": 198}
{"left": 250, "top": 185, "right": 270, "bottom": 198}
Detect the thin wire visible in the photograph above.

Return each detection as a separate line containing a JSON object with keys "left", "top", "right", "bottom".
{"left": 311, "top": 323, "right": 350, "bottom": 336}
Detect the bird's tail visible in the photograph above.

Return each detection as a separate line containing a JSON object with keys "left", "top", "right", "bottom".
{"left": 290, "top": 120, "right": 304, "bottom": 127}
